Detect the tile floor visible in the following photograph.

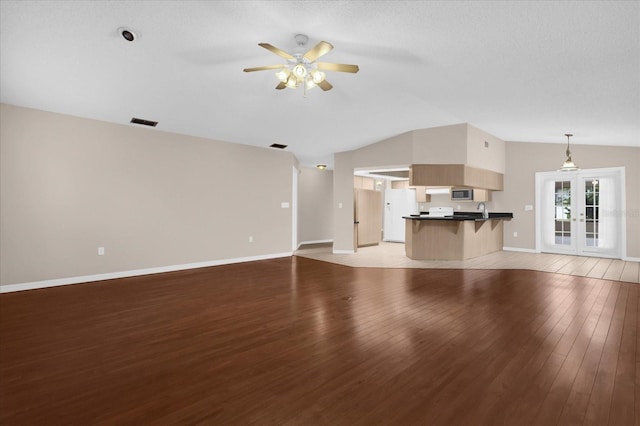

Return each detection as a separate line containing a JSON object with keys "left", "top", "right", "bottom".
{"left": 295, "top": 242, "right": 640, "bottom": 283}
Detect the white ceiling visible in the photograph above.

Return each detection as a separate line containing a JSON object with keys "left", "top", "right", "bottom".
{"left": 1, "top": 1, "right": 638, "bottom": 168}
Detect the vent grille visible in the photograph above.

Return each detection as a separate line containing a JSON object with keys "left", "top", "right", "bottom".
{"left": 130, "top": 117, "right": 158, "bottom": 127}
{"left": 269, "top": 143, "right": 288, "bottom": 149}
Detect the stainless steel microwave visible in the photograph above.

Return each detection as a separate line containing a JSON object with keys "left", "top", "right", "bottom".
{"left": 451, "top": 188, "right": 473, "bottom": 200}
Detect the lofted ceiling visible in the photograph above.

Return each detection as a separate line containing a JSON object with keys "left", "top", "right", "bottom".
{"left": 1, "top": 1, "right": 638, "bottom": 168}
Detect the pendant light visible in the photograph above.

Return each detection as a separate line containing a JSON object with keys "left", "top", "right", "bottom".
{"left": 559, "top": 133, "right": 579, "bottom": 171}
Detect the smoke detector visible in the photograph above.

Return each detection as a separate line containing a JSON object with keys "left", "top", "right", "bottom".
{"left": 118, "top": 27, "right": 140, "bottom": 42}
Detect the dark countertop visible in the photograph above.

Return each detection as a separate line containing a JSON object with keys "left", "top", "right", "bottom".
{"left": 403, "top": 212, "right": 514, "bottom": 222}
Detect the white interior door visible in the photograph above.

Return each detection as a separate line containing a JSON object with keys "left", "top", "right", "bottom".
{"left": 537, "top": 168, "right": 623, "bottom": 258}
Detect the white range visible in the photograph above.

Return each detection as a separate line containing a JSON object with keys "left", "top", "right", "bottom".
{"left": 426, "top": 207, "right": 454, "bottom": 218}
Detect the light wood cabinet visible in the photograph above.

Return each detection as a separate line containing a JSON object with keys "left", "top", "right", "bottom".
{"left": 391, "top": 180, "right": 409, "bottom": 189}
{"left": 409, "top": 164, "right": 504, "bottom": 191}
{"left": 391, "top": 181, "right": 431, "bottom": 202}
{"left": 413, "top": 186, "right": 431, "bottom": 203}
{"left": 410, "top": 164, "right": 465, "bottom": 187}
{"left": 464, "top": 166, "right": 503, "bottom": 191}
{"left": 473, "top": 189, "right": 491, "bottom": 202}
{"left": 354, "top": 176, "right": 375, "bottom": 190}
{"left": 405, "top": 219, "right": 504, "bottom": 260}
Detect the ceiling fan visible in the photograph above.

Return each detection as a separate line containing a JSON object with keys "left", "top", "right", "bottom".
{"left": 243, "top": 34, "right": 359, "bottom": 92}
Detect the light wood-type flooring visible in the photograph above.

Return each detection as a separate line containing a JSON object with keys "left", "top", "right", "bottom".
{"left": 1, "top": 254, "right": 639, "bottom": 424}
{"left": 296, "top": 242, "right": 640, "bottom": 284}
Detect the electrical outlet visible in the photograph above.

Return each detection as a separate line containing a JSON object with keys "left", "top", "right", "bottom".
{"left": 249, "top": 236, "right": 253, "bottom": 243}
{"left": 338, "top": 202, "right": 343, "bottom": 209}
{"left": 525, "top": 205, "right": 534, "bottom": 211}
{"left": 98, "top": 247, "right": 105, "bottom": 255}
{"left": 513, "top": 232, "right": 518, "bottom": 238}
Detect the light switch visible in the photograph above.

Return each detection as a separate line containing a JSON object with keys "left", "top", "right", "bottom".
{"left": 281, "top": 202, "right": 289, "bottom": 208}
{"left": 525, "top": 205, "right": 533, "bottom": 211}
{"left": 338, "top": 202, "right": 343, "bottom": 209}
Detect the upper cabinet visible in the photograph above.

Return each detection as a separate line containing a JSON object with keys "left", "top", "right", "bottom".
{"left": 354, "top": 175, "right": 375, "bottom": 190}
{"left": 472, "top": 189, "right": 491, "bottom": 202}
{"left": 409, "top": 164, "right": 504, "bottom": 191}
{"left": 390, "top": 180, "right": 431, "bottom": 202}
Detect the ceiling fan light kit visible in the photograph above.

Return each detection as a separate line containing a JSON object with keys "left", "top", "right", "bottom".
{"left": 312, "top": 70, "right": 325, "bottom": 83}
{"left": 293, "top": 64, "right": 307, "bottom": 78}
{"left": 244, "top": 34, "right": 359, "bottom": 92}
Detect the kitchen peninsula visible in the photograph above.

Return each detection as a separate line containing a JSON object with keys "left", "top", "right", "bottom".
{"left": 403, "top": 211, "right": 513, "bottom": 260}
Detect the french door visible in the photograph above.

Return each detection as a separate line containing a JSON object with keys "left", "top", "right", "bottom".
{"left": 536, "top": 168, "right": 624, "bottom": 258}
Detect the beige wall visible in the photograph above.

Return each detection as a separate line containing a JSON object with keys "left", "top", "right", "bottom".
{"left": 493, "top": 141, "right": 640, "bottom": 258}
{"left": 350, "top": 131, "right": 414, "bottom": 169}
{"left": 0, "top": 104, "right": 296, "bottom": 286}
{"left": 333, "top": 151, "right": 356, "bottom": 252}
{"left": 412, "top": 124, "right": 468, "bottom": 165}
{"left": 412, "top": 123, "right": 505, "bottom": 174}
{"left": 5, "top": 104, "right": 633, "bottom": 286}
{"left": 298, "top": 167, "right": 333, "bottom": 244}
{"left": 466, "top": 125, "right": 506, "bottom": 174}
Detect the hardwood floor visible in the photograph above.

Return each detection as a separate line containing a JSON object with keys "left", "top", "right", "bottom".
{"left": 1, "top": 256, "right": 638, "bottom": 425}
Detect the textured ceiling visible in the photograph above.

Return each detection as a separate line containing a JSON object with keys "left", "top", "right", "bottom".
{"left": 1, "top": 1, "right": 638, "bottom": 168}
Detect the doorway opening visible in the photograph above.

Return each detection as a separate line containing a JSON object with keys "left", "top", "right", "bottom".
{"left": 353, "top": 167, "right": 415, "bottom": 248}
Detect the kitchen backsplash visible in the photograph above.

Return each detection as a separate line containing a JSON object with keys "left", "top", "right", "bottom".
{"left": 418, "top": 194, "right": 491, "bottom": 212}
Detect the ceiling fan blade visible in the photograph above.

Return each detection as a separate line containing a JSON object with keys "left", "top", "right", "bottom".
{"left": 258, "top": 43, "right": 295, "bottom": 60}
{"left": 318, "top": 79, "right": 333, "bottom": 91}
{"left": 275, "top": 81, "right": 286, "bottom": 90}
{"left": 303, "top": 41, "right": 334, "bottom": 62}
{"left": 317, "top": 62, "right": 360, "bottom": 73}
{"left": 243, "top": 64, "right": 285, "bottom": 72}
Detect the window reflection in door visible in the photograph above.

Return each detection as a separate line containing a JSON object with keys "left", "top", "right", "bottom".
{"left": 585, "top": 179, "right": 599, "bottom": 247}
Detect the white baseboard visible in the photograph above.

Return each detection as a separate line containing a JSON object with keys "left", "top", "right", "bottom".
{"left": 297, "top": 239, "right": 333, "bottom": 249}
{"left": 0, "top": 252, "right": 293, "bottom": 294}
{"left": 624, "top": 256, "right": 640, "bottom": 262}
{"left": 503, "top": 246, "right": 538, "bottom": 253}
{"left": 332, "top": 249, "right": 355, "bottom": 254}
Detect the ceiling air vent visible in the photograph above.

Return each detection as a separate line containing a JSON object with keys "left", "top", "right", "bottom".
{"left": 130, "top": 117, "right": 158, "bottom": 127}
{"left": 269, "top": 143, "right": 288, "bottom": 149}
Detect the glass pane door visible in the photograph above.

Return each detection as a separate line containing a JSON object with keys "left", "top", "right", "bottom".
{"left": 578, "top": 173, "right": 621, "bottom": 258}
{"left": 537, "top": 168, "right": 622, "bottom": 259}
{"left": 583, "top": 178, "right": 600, "bottom": 248}
{"left": 539, "top": 175, "right": 577, "bottom": 255}
{"left": 554, "top": 180, "right": 573, "bottom": 246}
